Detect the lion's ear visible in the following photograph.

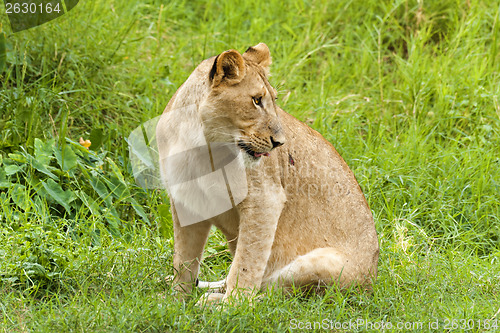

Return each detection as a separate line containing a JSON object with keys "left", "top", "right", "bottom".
{"left": 210, "top": 50, "right": 246, "bottom": 87}
{"left": 243, "top": 43, "right": 272, "bottom": 74}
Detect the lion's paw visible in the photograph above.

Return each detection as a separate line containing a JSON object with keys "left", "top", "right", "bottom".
{"left": 196, "top": 292, "right": 225, "bottom": 307}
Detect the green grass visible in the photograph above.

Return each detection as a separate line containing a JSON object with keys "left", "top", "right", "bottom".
{"left": 1, "top": 0, "right": 500, "bottom": 331}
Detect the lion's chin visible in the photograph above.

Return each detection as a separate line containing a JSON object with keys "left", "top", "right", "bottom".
{"left": 241, "top": 153, "right": 264, "bottom": 168}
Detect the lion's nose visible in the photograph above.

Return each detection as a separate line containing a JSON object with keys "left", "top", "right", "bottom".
{"left": 270, "top": 135, "right": 285, "bottom": 149}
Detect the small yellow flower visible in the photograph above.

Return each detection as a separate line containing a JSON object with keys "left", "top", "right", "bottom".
{"left": 79, "top": 137, "right": 91, "bottom": 149}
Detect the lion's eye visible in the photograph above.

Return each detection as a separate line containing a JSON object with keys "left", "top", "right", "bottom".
{"left": 252, "top": 96, "right": 263, "bottom": 107}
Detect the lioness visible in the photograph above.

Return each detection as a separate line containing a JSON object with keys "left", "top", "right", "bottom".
{"left": 156, "top": 43, "right": 379, "bottom": 303}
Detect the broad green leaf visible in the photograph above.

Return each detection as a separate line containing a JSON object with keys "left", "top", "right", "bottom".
{"left": 104, "top": 210, "right": 121, "bottom": 237}
{"left": 89, "top": 128, "right": 104, "bottom": 150}
{"left": 0, "top": 167, "right": 9, "bottom": 188}
{"left": 106, "top": 157, "right": 125, "bottom": 184}
{"left": 54, "top": 144, "right": 77, "bottom": 171}
{"left": 6, "top": 152, "right": 57, "bottom": 180}
{"left": 75, "top": 190, "right": 100, "bottom": 216}
{"left": 88, "top": 173, "right": 120, "bottom": 219}
{"left": 128, "top": 197, "right": 149, "bottom": 223}
{"left": 4, "top": 164, "right": 23, "bottom": 176}
{"left": 29, "top": 155, "right": 58, "bottom": 180}
{"left": 11, "top": 184, "right": 28, "bottom": 210}
{"left": 103, "top": 158, "right": 131, "bottom": 200}
{"left": 34, "top": 138, "right": 54, "bottom": 166}
{"left": 89, "top": 174, "right": 112, "bottom": 204}
{"left": 42, "top": 179, "right": 74, "bottom": 214}
{"left": 103, "top": 176, "right": 129, "bottom": 200}
{"left": 8, "top": 153, "right": 27, "bottom": 163}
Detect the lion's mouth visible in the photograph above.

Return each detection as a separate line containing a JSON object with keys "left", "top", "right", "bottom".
{"left": 237, "top": 141, "right": 270, "bottom": 159}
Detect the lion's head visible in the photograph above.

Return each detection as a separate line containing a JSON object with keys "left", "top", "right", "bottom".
{"left": 199, "top": 43, "right": 286, "bottom": 165}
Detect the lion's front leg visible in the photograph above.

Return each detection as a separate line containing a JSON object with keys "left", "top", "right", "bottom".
{"left": 223, "top": 186, "right": 286, "bottom": 301}
{"left": 171, "top": 205, "right": 212, "bottom": 295}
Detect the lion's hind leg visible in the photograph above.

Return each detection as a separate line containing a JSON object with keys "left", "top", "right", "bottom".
{"left": 263, "top": 247, "right": 373, "bottom": 292}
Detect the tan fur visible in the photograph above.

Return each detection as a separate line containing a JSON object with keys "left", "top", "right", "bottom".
{"left": 156, "top": 43, "right": 379, "bottom": 303}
